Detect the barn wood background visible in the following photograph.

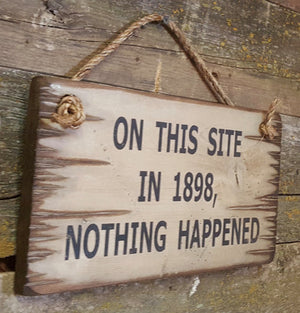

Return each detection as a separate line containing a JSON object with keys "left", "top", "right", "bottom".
{"left": 0, "top": 0, "right": 299, "bottom": 312}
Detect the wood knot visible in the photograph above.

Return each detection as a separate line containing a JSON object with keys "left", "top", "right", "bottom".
{"left": 52, "top": 95, "right": 86, "bottom": 129}
{"left": 259, "top": 98, "right": 280, "bottom": 140}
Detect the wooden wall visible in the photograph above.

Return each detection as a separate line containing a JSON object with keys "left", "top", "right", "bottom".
{"left": 0, "top": 0, "right": 299, "bottom": 311}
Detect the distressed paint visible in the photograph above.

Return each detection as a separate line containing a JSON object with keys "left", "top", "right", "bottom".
{"left": 0, "top": 68, "right": 299, "bottom": 258}
{"left": 1, "top": 242, "right": 300, "bottom": 312}
{"left": 0, "top": 1, "right": 299, "bottom": 81}
{"left": 16, "top": 76, "right": 281, "bottom": 294}
{"left": 0, "top": 0, "right": 299, "bottom": 310}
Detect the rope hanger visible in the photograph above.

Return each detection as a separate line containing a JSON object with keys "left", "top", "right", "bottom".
{"left": 52, "top": 14, "right": 278, "bottom": 139}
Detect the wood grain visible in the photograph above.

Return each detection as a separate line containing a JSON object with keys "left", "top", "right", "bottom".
{"left": 14, "top": 76, "right": 283, "bottom": 294}
{"left": 277, "top": 195, "right": 300, "bottom": 243}
{"left": 0, "top": 0, "right": 299, "bottom": 115}
{"left": 0, "top": 68, "right": 37, "bottom": 198}
{"left": 1, "top": 242, "right": 300, "bottom": 312}
{"left": 0, "top": 67, "right": 299, "bottom": 259}
{"left": 280, "top": 115, "right": 300, "bottom": 195}
{"left": 0, "top": 198, "right": 19, "bottom": 258}
{"left": 2, "top": 196, "right": 298, "bottom": 258}
{"left": 0, "top": 0, "right": 298, "bottom": 307}
{"left": 0, "top": 67, "right": 298, "bottom": 198}
{"left": 267, "top": 0, "right": 300, "bottom": 13}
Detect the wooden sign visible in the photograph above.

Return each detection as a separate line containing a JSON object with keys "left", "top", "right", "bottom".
{"left": 15, "top": 77, "right": 281, "bottom": 295}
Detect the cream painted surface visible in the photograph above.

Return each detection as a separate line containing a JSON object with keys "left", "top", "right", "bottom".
{"left": 25, "top": 78, "right": 280, "bottom": 294}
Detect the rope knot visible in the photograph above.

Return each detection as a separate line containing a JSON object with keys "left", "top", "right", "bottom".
{"left": 259, "top": 98, "right": 280, "bottom": 140}
{"left": 52, "top": 95, "right": 86, "bottom": 129}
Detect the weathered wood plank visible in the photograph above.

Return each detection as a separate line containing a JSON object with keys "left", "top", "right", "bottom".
{"left": 0, "top": 69, "right": 37, "bottom": 198}
{"left": 0, "top": 19, "right": 298, "bottom": 116}
{"left": 0, "top": 0, "right": 299, "bottom": 280}
{"left": 1, "top": 195, "right": 297, "bottom": 258}
{"left": 277, "top": 195, "right": 300, "bottom": 243}
{"left": 280, "top": 115, "right": 300, "bottom": 195}
{"left": 14, "top": 76, "right": 282, "bottom": 294}
{"left": 268, "top": 0, "right": 300, "bottom": 13}
{"left": 0, "top": 68, "right": 299, "bottom": 259}
{"left": 0, "top": 0, "right": 299, "bottom": 116}
{"left": 1, "top": 242, "right": 299, "bottom": 312}
{"left": 1, "top": 67, "right": 299, "bottom": 199}
{"left": 0, "top": 0, "right": 298, "bottom": 308}
{"left": 0, "top": 73, "right": 298, "bottom": 259}
{"left": 1, "top": 0, "right": 299, "bottom": 77}
{"left": 0, "top": 198, "right": 19, "bottom": 258}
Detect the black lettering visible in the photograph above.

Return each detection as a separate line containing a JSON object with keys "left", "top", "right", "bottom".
{"left": 65, "top": 225, "right": 82, "bottom": 260}
{"left": 154, "top": 221, "right": 167, "bottom": 252}
{"left": 130, "top": 119, "right": 144, "bottom": 150}
{"left": 178, "top": 220, "right": 190, "bottom": 249}
{"left": 207, "top": 127, "right": 217, "bottom": 156}
{"left": 113, "top": 117, "right": 128, "bottom": 150}
{"left": 179, "top": 124, "right": 188, "bottom": 153}
{"left": 212, "top": 219, "right": 222, "bottom": 246}
{"left": 242, "top": 218, "right": 250, "bottom": 244}
{"left": 234, "top": 131, "right": 242, "bottom": 157}
{"left": 222, "top": 218, "right": 230, "bottom": 246}
{"left": 231, "top": 218, "right": 241, "bottom": 245}
{"left": 148, "top": 172, "right": 161, "bottom": 201}
{"left": 129, "top": 222, "right": 139, "bottom": 254}
{"left": 102, "top": 223, "right": 114, "bottom": 256}
{"left": 83, "top": 224, "right": 99, "bottom": 259}
{"left": 140, "top": 222, "right": 153, "bottom": 253}
{"left": 138, "top": 171, "right": 147, "bottom": 202}
{"left": 202, "top": 219, "right": 212, "bottom": 247}
{"left": 190, "top": 220, "right": 200, "bottom": 248}
{"left": 251, "top": 218, "right": 260, "bottom": 243}
{"left": 156, "top": 121, "right": 167, "bottom": 152}
{"left": 217, "top": 129, "right": 224, "bottom": 156}
{"left": 167, "top": 123, "right": 179, "bottom": 152}
{"left": 115, "top": 223, "right": 129, "bottom": 255}
{"left": 188, "top": 125, "right": 198, "bottom": 154}
{"left": 225, "top": 129, "right": 234, "bottom": 156}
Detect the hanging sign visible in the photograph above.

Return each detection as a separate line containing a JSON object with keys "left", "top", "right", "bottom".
{"left": 16, "top": 77, "right": 281, "bottom": 295}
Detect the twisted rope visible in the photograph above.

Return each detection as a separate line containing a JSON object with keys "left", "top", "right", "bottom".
{"left": 53, "top": 13, "right": 277, "bottom": 139}
{"left": 52, "top": 95, "right": 86, "bottom": 129}
{"left": 72, "top": 14, "right": 163, "bottom": 81}
{"left": 53, "top": 14, "right": 235, "bottom": 129}
{"left": 259, "top": 98, "right": 280, "bottom": 140}
{"left": 71, "top": 14, "right": 234, "bottom": 107}
{"left": 162, "top": 17, "right": 235, "bottom": 107}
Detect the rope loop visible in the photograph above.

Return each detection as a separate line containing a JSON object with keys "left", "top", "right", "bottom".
{"left": 51, "top": 13, "right": 279, "bottom": 139}
{"left": 52, "top": 95, "right": 86, "bottom": 129}
{"left": 259, "top": 98, "right": 280, "bottom": 140}
{"left": 52, "top": 14, "right": 234, "bottom": 128}
{"left": 72, "top": 14, "right": 163, "bottom": 81}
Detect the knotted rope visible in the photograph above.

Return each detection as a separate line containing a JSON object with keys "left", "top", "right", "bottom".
{"left": 52, "top": 14, "right": 278, "bottom": 139}
{"left": 52, "top": 14, "right": 234, "bottom": 129}
{"left": 52, "top": 95, "right": 86, "bottom": 129}
{"left": 259, "top": 98, "right": 280, "bottom": 140}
